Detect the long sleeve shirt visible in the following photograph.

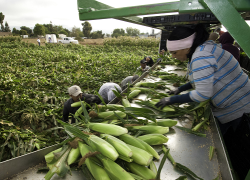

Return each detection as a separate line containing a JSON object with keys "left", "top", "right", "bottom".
{"left": 63, "top": 93, "right": 101, "bottom": 123}
{"left": 188, "top": 40, "right": 250, "bottom": 124}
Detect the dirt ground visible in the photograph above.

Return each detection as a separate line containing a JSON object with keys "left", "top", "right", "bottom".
{"left": 22, "top": 38, "right": 104, "bottom": 46}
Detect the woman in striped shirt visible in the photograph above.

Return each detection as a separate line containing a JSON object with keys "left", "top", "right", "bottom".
{"left": 155, "top": 24, "right": 250, "bottom": 136}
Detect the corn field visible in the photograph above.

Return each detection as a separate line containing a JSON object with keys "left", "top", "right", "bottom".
{"left": 0, "top": 36, "right": 159, "bottom": 162}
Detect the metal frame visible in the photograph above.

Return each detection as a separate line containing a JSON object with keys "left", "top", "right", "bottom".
{"left": 77, "top": 0, "right": 250, "bottom": 58}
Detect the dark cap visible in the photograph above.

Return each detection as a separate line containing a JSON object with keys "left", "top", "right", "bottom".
{"left": 140, "top": 59, "right": 146, "bottom": 64}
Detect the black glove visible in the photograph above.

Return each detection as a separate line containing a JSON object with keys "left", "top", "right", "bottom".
{"left": 155, "top": 97, "right": 173, "bottom": 109}
{"left": 167, "top": 88, "right": 180, "bottom": 95}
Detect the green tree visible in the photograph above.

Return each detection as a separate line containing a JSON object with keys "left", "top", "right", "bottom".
{"left": 12, "top": 28, "right": 20, "bottom": 35}
{"left": 1, "top": 23, "right": 4, "bottom": 32}
{"left": 111, "top": 28, "right": 125, "bottom": 38}
{"left": 20, "top": 26, "right": 32, "bottom": 34}
{"left": 71, "top": 26, "right": 84, "bottom": 37}
{"left": 0, "top": 12, "right": 5, "bottom": 32}
{"left": 106, "top": 33, "right": 111, "bottom": 37}
{"left": 63, "top": 28, "right": 70, "bottom": 36}
{"left": 4, "top": 22, "right": 10, "bottom": 32}
{"left": 33, "top": 23, "right": 46, "bottom": 36}
{"left": 20, "top": 29, "right": 28, "bottom": 35}
{"left": 53, "top": 25, "right": 63, "bottom": 34}
{"left": 59, "top": 29, "right": 68, "bottom": 36}
{"left": 90, "top": 30, "right": 104, "bottom": 39}
{"left": 82, "top": 21, "right": 92, "bottom": 38}
{"left": 126, "top": 27, "right": 140, "bottom": 36}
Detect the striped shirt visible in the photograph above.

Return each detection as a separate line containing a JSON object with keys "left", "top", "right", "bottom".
{"left": 188, "top": 40, "right": 250, "bottom": 124}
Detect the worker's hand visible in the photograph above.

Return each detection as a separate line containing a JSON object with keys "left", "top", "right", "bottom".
{"left": 159, "top": 49, "right": 166, "bottom": 55}
{"left": 167, "top": 88, "right": 180, "bottom": 95}
{"left": 155, "top": 97, "right": 172, "bottom": 109}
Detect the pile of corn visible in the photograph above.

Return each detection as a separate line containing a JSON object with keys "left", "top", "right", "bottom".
{"left": 44, "top": 67, "right": 209, "bottom": 180}
{"left": 44, "top": 115, "right": 177, "bottom": 180}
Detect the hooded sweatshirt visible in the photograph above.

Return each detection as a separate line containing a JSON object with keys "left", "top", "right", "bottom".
{"left": 219, "top": 32, "right": 240, "bottom": 62}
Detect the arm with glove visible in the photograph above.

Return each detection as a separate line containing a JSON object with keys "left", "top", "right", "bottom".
{"left": 156, "top": 82, "right": 194, "bottom": 109}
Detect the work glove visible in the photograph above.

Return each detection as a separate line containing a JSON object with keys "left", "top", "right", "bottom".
{"left": 155, "top": 97, "right": 173, "bottom": 109}
{"left": 167, "top": 88, "right": 180, "bottom": 95}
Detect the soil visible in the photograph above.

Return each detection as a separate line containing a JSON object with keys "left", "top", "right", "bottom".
{"left": 21, "top": 38, "right": 104, "bottom": 46}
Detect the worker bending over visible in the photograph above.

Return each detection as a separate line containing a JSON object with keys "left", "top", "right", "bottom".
{"left": 98, "top": 83, "right": 122, "bottom": 104}
{"left": 121, "top": 75, "right": 139, "bottom": 90}
{"left": 63, "top": 85, "right": 101, "bottom": 123}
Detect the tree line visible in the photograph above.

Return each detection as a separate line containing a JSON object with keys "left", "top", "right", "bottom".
{"left": 0, "top": 12, "right": 147, "bottom": 39}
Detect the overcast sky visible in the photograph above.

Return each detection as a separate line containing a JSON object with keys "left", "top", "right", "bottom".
{"left": 1, "top": 0, "right": 180, "bottom": 34}
{"left": 2, "top": 0, "right": 245, "bottom": 35}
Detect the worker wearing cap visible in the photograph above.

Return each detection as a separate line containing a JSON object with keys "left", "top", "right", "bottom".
{"left": 134, "top": 59, "right": 150, "bottom": 76}
{"left": 98, "top": 83, "right": 122, "bottom": 104}
{"left": 63, "top": 85, "right": 101, "bottom": 123}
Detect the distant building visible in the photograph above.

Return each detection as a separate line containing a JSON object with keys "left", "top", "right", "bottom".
{"left": 138, "top": 34, "right": 149, "bottom": 38}
{"left": 21, "top": 35, "right": 28, "bottom": 38}
{"left": 0, "top": 32, "right": 12, "bottom": 36}
{"left": 149, "top": 31, "right": 161, "bottom": 39}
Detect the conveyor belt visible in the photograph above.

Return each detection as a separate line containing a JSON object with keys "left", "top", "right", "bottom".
{"left": 1, "top": 62, "right": 233, "bottom": 180}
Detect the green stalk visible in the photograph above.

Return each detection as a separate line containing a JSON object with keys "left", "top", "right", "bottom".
{"left": 209, "top": 146, "right": 215, "bottom": 161}
{"left": 156, "top": 148, "right": 169, "bottom": 180}
{"left": 192, "top": 118, "right": 209, "bottom": 132}
{"left": 162, "top": 146, "right": 176, "bottom": 166}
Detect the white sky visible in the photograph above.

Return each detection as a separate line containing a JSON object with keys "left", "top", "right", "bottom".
{"left": 1, "top": 0, "right": 248, "bottom": 34}
{"left": 1, "top": 0, "right": 179, "bottom": 34}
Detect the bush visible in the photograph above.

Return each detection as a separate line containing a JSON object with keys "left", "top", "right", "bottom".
{"left": 0, "top": 36, "right": 22, "bottom": 43}
{"left": 104, "top": 36, "right": 159, "bottom": 47}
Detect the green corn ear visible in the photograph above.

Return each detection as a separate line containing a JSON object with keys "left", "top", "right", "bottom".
{"left": 122, "top": 98, "right": 131, "bottom": 107}
{"left": 67, "top": 146, "right": 80, "bottom": 165}
{"left": 130, "top": 87, "right": 153, "bottom": 93}
{"left": 127, "top": 144, "right": 153, "bottom": 166}
{"left": 128, "top": 90, "right": 141, "bottom": 99}
{"left": 98, "top": 111, "right": 126, "bottom": 119}
{"left": 100, "top": 134, "right": 132, "bottom": 158}
{"left": 126, "top": 162, "right": 156, "bottom": 179}
{"left": 78, "top": 141, "right": 111, "bottom": 180}
{"left": 87, "top": 135, "right": 119, "bottom": 161}
{"left": 131, "top": 126, "right": 169, "bottom": 134}
{"left": 71, "top": 101, "right": 86, "bottom": 107}
{"left": 137, "top": 134, "right": 169, "bottom": 145}
{"left": 119, "top": 134, "right": 159, "bottom": 160}
{"left": 147, "top": 119, "right": 178, "bottom": 127}
{"left": 119, "top": 134, "right": 146, "bottom": 150}
{"left": 75, "top": 106, "right": 83, "bottom": 117}
{"left": 80, "top": 142, "right": 134, "bottom": 180}
{"left": 136, "top": 138, "right": 160, "bottom": 159}
{"left": 88, "top": 123, "right": 128, "bottom": 136}
{"left": 150, "top": 99, "right": 175, "bottom": 112}
{"left": 98, "top": 104, "right": 124, "bottom": 111}
{"left": 45, "top": 147, "right": 62, "bottom": 164}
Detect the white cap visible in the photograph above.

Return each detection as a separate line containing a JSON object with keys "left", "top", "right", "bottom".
{"left": 68, "top": 85, "right": 83, "bottom": 96}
